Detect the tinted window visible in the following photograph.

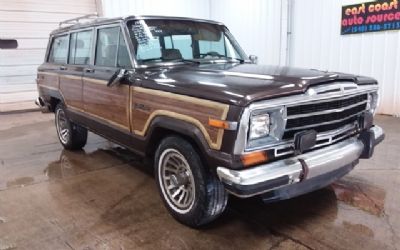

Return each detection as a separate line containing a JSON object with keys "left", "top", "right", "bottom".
{"left": 128, "top": 20, "right": 246, "bottom": 64}
{"left": 117, "top": 32, "right": 132, "bottom": 68}
{"left": 136, "top": 37, "right": 161, "bottom": 60}
{"left": 48, "top": 35, "right": 68, "bottom": 64}
{"left": 164, "top": 35, "right": 193, "bottom": 59}
{"left": 95, "top": 27, "right": 119, "bottom": 67}
{"left": 199, "top": 37, "right": 224, "bottom": 56}
{"left": 69, "top": 30, "right": 93, "bottom": 65}
{"left": 95, "top": 27, "right": 132, "bottom": 68}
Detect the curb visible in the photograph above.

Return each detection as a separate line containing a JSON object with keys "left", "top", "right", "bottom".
{"left": 0, "top": 108, "right": 40, "bottom": 115}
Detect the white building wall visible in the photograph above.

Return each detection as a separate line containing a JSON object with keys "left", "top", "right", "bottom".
{"left": 0, "top": 0, "right": 98, "bottom": 112}
{"left": 101, "top": 0, "right": 210, "bottom": 19}
{"left": 209, "top": 0, "right": 285, "bottom": 65}
{"left": 290, "top": 0, "right": 400, "bottom": 116}
{"left": 101, "top": 0, "right": 285, "bottom": 66}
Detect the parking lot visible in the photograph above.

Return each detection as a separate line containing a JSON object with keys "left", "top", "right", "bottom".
{"left": 0, "top": 112, "right": 399, "bottom": 250}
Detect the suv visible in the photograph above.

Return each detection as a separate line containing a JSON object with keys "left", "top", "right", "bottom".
{"left": 36, "top": 15, "right": 384, "bottom": 228}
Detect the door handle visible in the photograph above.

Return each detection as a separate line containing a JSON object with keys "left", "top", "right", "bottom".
{"left": 85, "top": 68, "right": 95, "bottom": 73}
{"left": 59, "top": 66, "right": 67, "bottom": 70}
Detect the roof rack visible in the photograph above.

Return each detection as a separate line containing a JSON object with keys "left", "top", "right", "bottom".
{"left": 59, "top": 13, "right": 101, "bottom": 27}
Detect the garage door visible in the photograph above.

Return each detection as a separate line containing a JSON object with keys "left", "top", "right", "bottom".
{"left": 0, "top": 0, "right": 99, "bottom": 112}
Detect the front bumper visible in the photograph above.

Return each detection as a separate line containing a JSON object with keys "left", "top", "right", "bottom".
{"left": 217, "top": 126, "right": 384, "bottom": 198}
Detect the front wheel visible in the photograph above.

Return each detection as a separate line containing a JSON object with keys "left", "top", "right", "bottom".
{"left": 55, "top": 103, "right": 87, "bottom": 150}
{"left": 155, "top": 136, "right": 228, "bottom": 228}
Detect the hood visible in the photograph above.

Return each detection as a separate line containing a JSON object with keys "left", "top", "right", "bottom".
{"left": 137, "top": 63, "right": 377, "bottom": 107}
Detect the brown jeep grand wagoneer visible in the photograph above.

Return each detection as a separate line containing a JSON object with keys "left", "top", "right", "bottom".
{"left": 36, "top": 14, "right": 384, "bottom": 227}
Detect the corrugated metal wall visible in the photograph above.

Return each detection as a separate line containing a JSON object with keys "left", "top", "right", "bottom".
{"left": 0, "top": 0, "right": 98, "bottom": 112}
{"left": 290, "top": 0, "right": 400, "bottom": 116}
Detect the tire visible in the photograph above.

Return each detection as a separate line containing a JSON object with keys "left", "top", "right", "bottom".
{"left": 154, "top": 136, "right": 228, "bottom": 228}
{"left": 55, "top": 103, "right": 88, "bottom": 150}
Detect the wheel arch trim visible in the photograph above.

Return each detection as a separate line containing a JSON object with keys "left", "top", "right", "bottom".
{"left": 136, "top": 110, "right": 224, "bottom": 150}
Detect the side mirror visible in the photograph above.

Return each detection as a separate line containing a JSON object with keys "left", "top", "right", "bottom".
{"left": 0, "top": 39, "right": 18, "bottom": 49}
{"left": 249, "top": 55, "right": 258, "bottom": 64}
{"left": 107, "top": 69, "right": 126, "bottom": 87}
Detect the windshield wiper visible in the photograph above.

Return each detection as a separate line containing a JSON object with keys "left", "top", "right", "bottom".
{"left": 138, "top": 58, "right": 201, "bottom": 66}
{"left": 225, "top": 57, "right": 245, "bottom": 63}
{"left": 170, "top": 59, "right": 201, "bottom": 65}
{"left": 139, "top": 58, "right": 163, "bottom": 63}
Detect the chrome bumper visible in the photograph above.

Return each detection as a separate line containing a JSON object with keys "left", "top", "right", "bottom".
{"left": 370, "top": 125, "right": 384, "bottom": 143}
{"left": 217, "top": 126, "right": 384, "bottom": 198}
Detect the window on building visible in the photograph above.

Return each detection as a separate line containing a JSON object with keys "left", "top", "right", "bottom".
{"left": 0, "top": 39, "right": 18, "bottom": 49}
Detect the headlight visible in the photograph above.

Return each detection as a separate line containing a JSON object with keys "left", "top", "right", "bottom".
{"left": 249, "top": 114, "right": 270, "bottom": 140}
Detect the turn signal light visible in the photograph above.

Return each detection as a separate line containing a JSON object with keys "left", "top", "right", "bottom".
{"left": 208, "top": 118, "right": 230, "bottom": 129}
{"left": 241, "top": 151, "right": 268, "bottom": 167}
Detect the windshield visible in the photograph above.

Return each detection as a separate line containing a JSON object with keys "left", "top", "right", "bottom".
{"left": 127, "top": 19, "right": 247, "bottom": 65}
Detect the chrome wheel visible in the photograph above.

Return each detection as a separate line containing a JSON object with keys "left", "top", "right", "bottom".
{"left": 158, "top": 149, "right": 195, "bottom": 214}
{"left": 55, "top": 108, "right": 70, "bottom": 144}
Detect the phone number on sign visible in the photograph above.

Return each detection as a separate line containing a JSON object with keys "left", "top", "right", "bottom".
{"left": 344, "top": 21, "right": 400, "bottom": 33}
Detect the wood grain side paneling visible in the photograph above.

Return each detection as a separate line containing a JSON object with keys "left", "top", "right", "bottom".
{"left": 38, "top": 72, "right": 59, "bottom": 89}
{"left": 83, "top": 79, "right": 130, "bottom": 131}
{"left": 60, "top": 75, "right": 83, "bottom": 109}
{"left": 131, "top": 87, "right": 229, "bottom": 150}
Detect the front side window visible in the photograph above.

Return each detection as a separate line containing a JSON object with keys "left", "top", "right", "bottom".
{"left": 117, "top": 31, "right": 132, "bottom": 68}
{"left": 95, "top": 27, "right": 119, "bottom": 67}
{"left": 69, "top": 30, "right": 93, "bottom": 65}
{"left": 95, "top": 27, "right": 132, "bottom": 68}
{"left": 48, "top": 35, "right": 68, "bottom": 64}
{"left": 127, "top": 19, "right": 246, "bottom": 65}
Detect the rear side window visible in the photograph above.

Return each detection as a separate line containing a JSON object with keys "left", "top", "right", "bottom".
{"left": 48, "top": 35, "right": 68, "bottom": 64}
{"left": 95, "top": 27, "right": 132, "bottom": 68}
{"left": 69, "top": 30, "right": 93, "bottom": 65}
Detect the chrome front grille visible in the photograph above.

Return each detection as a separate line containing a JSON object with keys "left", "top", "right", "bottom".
{"left": 234, "top": 82, "right": 379, "bottom": 156}
{"left": 286, "top": 94, "right": 368, "bottom": 117}
{"left": 283, "top": 94, "right": 368, "bottom": 139}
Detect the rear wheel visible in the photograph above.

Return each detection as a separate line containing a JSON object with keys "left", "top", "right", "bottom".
{"left": 55, "top": 103, "right": 87, "bottom": 150}
{"left": 155, "top": 136, "right": 228, "bottom": 228}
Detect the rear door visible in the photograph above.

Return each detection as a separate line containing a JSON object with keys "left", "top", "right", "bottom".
{"left": 38, "top": 34, "right": 69, "bottom": 91}
{"left": 83, "top": 24, "right": 132, "bottom": 132}
{"left": 59, "top": 29, "right": 94, "bottom": 110}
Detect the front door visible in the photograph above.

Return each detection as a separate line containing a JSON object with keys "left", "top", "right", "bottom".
{"left": 83, "top": 25, "right": 132, "bottom": 132}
